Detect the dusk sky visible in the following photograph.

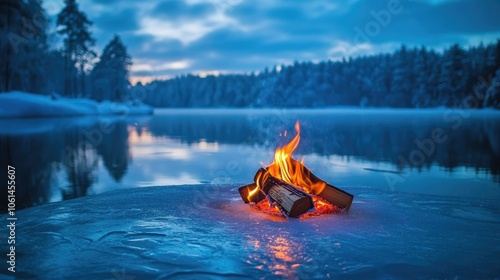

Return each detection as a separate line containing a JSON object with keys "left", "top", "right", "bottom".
{"left": 43, "top": 0, "right": 500, "bottom": 84}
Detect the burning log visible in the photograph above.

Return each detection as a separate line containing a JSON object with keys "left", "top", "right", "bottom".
{"left": 238, "top": 170, "right": 315, "bottom": 217}
{"left": 238, "top": 163, "right": 353, "bottom": 216}
{"left": 238, "top": 120, "right": 354, "bottom": 218}
{"left": 288, "top": 158, "right": 354, "bottom": 212}
{"left": 238, "top": 183, "right": 265, "bottom": 204}
{"left": 252, "top": 164, "right": 354, "bottom": 212}
{"left": 260, "top": 172, "right": 314, "bottom": 218}
{"left": 313, "top": 180, "right": 353, "bottom": 212}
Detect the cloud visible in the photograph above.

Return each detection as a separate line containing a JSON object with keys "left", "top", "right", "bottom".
{"left": 47, "top": 0, "right": 500, "bottom": 82}
{"left": 327, "top": 41, "right": 402, "bottom": 60}
{"left": 137, "top": 16, "right": 229, "bottom": 45}
{"left": 131, "top": 60, "right": 190, "bottom": 73}
{"left": 135, "top": 0, "right": 243, "bottom": 45}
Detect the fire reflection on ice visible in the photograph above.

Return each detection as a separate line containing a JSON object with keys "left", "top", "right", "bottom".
{"left": 245, "top": 234, "right": 303, "bottom": 278}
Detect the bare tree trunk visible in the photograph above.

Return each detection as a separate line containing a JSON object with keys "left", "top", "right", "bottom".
{"left": 63, "top": 56, "right": 69, "bottom": 96}
{"left": 70, "top": 66, "right": 74, "bottom": 97}
{"left": 80, "top": 64, "right": 85, "bottom": 98}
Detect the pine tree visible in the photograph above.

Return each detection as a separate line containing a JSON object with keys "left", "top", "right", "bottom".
{"left": 484, "top": 69, "right": 500, "bottom": 108}
{"left": 371, "top": 54, "right": 391, "bottom": 106}
{"left": 57, "top": 0, "right": 95, "bottom": 97}
{"left": 425, "top": 50, "right": 441, "bottom": 107}
{"left": 494, "top": 40, "right": 500, "bottom": 71}
{"left": 91, "top": 35, "right": 132, "bottom": 101}
{"left": 133, "top": 41, "right": 500, "bottom": 109}
{"left": 412, "top": 46, "right": 430, "bottom": 107}
{"left": 0, "top": 0, "right": 48, "bottom": 93}
{"left": 389, "top": 45, "right": 412, "bottom": 107}
{"left": 438, "top": 44, "right": 467, "bottom": 105}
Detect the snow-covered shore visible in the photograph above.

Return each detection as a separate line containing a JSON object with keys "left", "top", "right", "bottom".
{"left": 0, "top": 91, "right": 153, "bottom": 118}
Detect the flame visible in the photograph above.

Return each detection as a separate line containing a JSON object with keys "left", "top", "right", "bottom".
{"left": 247, "top": 172, "right": 262, "bottom": 202}
{"left": 249, "top": 121, "right": 336, "bottom": 217}
{"left": 253, "top": 121, "right": 326, "bottom": 196}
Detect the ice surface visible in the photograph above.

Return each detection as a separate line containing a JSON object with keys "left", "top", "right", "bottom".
{"left": 0, "top": 91, "right": 153, "bottom": 118}
{"left": 4, "top": 185, "right": 500, "bottom": 279}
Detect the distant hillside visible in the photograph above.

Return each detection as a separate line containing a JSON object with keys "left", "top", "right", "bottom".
{"left": 136, "top": 41, "right": 500, "bottom": 109}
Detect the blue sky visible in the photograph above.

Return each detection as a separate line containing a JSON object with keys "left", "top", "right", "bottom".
{"left": 43, "top": 0, "right": 500, "bottom": 84}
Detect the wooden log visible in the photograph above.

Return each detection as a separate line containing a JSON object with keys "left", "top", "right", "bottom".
{"left": 261, "top": 174, "right": 313, "bottom": 218}
{"left": 291, "top": 160, "right": 354, "bottom": 212}
{"left": 238, "top": 183, "right": 265, "bottom": 203}
{"left": 317, "top": 184, "right": 354, "bottom": 212}
{"left": 261, "top": 160, "right": 354, "bottom": 212}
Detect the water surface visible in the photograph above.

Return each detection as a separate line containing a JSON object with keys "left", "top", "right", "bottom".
{"left": 1, "top": 108, "right": 499, "bottom": 210}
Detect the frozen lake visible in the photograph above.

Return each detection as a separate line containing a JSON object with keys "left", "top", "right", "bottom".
{"left": 7, "top": 184, "right": 500, "bottom": 279}
{"left": 1, "top": 109, "right": 500, "bottom": 278}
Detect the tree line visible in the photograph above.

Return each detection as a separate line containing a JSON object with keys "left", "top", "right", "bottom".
{"left": 138, "top": 41, "right": 500, "bottom": 108}
{"left": 0, "top": 0, "right": 131, "bottom": 101}
{"left": 2, "top": 0, "right": 499, "bottom": 108}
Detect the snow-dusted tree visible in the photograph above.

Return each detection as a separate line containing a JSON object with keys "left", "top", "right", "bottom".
{"left": 494, "top": 40, "right": 500, "bottom": 71}
{"left": 0, "top": 0, "right": 48, "bottom": 93}
{"left": 57, "top": 0, "right": 95, "bottom": 97}
{"left": 483, "top": 69, "right": 500, "bottom": 108}
{"left": 130, "top": 41, "right": 500, "bottom": 109}
{"left": 371, "top": 54, "right": 391, "bottom": 106}
{"left": 484, "top": 42, "right": 498, "bottom": 75}
{"left": 389, "top": 45, "right": 413, "bottom": 107}
{"left": 438, "top": 44, "right": 468, "bottom": 106}
{"left": 412, "top": 47, "right": 431, "bottom": 107}
{"left": 91, "top": 35, "right": 132, "bottom": 101}
{"left": 426, "top": 50, "right": 441, "bottom": 107}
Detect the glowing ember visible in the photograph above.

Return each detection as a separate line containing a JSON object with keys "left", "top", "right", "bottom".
{"left": 254, "top": 200, "right": 282, "bottom": 217}
{"left": 300, "top": 195, "right": 343, "bottom": 219}
{"left": 254, "top": 194, "right": 342, "bottom": 219}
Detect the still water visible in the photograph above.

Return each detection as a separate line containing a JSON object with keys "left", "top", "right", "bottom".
{"left": 1, "top": 108, "right": 499, "bottom": 211}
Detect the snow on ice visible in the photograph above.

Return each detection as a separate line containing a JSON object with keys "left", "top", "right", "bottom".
{"left": 0, "top": 91, "right": 153, "bottom": 118}
{"left": 5, "top": 184, "right": 500, "bottom": 279}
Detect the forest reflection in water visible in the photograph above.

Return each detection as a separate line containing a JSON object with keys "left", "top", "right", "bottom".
{"left": 1, "top": 109, "right": 499, "bottom": 211}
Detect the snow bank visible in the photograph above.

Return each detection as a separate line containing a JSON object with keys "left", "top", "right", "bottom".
{"left": 7, "top": 184, "right": 499, "bottom": 279}
{"left": 0, "top": 91, "right": 153, "bottom": 118}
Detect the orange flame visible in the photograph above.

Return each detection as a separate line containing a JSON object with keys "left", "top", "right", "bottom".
{"left": 247, "top": 173, "right": 262, "bottom": 202}
{"left": 259, "top": 121, "right": 326, "bottom": 194}
{"left": 250, "top": 121, "right": 336, "bottom": 217}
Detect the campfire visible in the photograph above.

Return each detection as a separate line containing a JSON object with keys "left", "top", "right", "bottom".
{"left": 238, "top": 121, "right": 354, "bottom": 218}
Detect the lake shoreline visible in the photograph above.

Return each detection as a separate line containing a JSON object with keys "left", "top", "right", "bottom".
{"left": 153, "top": 107, "right": 500, "bottom": 115}
{"left": 0, "top": 91, "right": 154, "bottom": 119}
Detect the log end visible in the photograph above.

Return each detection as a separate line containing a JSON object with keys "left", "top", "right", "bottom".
{"left": 289, "top": 196, "right": 314, "bottom": 218}
{"left": 238, "top": 183, "right": 265, "bottom": 204}
{"left": 317, "top": 184, "right": 354, "bottom": 212}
